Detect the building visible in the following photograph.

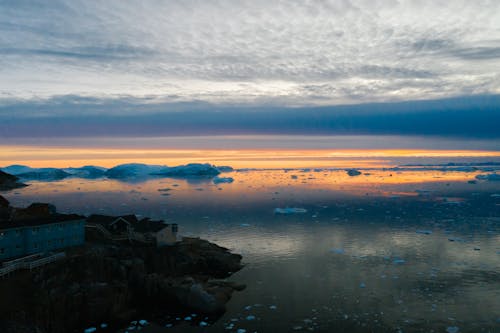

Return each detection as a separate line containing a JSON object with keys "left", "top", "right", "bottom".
{"left": 86, "top": 214, "right": 178, "bottom": 246}
{"left": 0, "top": 213, "right": 85, "bottom": 261}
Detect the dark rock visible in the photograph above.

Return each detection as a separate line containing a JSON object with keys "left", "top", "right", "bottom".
{"left": 0, "top": 170, "right": 27, "bottom": 191}
{"left": 0, "top": 237, "right": 244, "bottom": 333}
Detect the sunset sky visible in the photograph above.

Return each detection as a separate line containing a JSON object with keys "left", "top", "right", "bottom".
{"left": 1, "top": 1, "right": 499, "bottom": 143}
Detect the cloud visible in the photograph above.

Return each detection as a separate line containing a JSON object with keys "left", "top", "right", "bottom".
{"left": 1, "top": 94, "right": 499, "bottom": 139}
{"left": 0, "top": 0, "right": 499, "bottom": 106}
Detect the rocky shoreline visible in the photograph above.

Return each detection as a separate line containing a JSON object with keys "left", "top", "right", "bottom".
{"left": 0, "top": 198, "right": 244, "bottom": 333}
{"left": 0, "top": 170, "right": 27, "bottom": 191}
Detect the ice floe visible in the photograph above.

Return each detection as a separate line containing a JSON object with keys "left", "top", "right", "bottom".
{"left": 274, "top": 207, "right": 307, "bottom": 214}
{"left": 416, "top": 230, "right": 433, "bottom": 235}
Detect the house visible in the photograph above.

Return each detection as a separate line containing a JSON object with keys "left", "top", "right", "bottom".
{"left": 86, "top": 214, "right": 178, "bottom": 246}
{"left": 0, "top": 201, "right": 85, "bottom": 261}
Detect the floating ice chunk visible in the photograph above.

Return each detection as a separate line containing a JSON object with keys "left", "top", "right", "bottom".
{"left": 184, "top": 316, "right": 192, "bottom": 321}
{"left": 274, "top": 207, "right": 307, "bottom": 214}
{"left": 199, "top": 321, "right": 208, "bottom": 327}
{"left": 246, "top": 315, "right": 256, "bottom": 320}
{"left": 359, "top": 282, "right": 366, "bottom": 288}
{"left": 138, "top": 320, "right": 148, "bottom": 326}
{"left": 84, "top": 328, "right": 97, "bottom": 333}
{"left": 269, "top": 305, "right": 277, "bottom": 310}
{"left": 446, "top": 326, "right": 460, "bottom": 333}
{"left": 330, "top": 248, "right": 345, "bottom": 254}
{"left": 346, "top": 169, "right": 362, "bottom": 176}
{"left": 475, "top": 173, "right": 500, "bottom": 181}
{"left": 100, "top": 323, "right": 108, "bottom": 328}
{"left": 393, "top": 259, "right": 406, "bottom": 264}
{"left": 213, "top": 177, "right": 234, "bottom": 184}
{"left": 237, "top": 329, "right": 247, "bottom": 333}
{"left": 448, "top": 237, "right": 464, "bottom": 242}
{"left": 240, "top": 223, "right": 251, "bottom": 227}
{"left": 416, "top": 230, "right": 433, "bottom": 235}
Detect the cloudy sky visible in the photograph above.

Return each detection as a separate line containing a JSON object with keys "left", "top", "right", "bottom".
{"left": 1, "top": 0, "right": 499, "bottom": 138}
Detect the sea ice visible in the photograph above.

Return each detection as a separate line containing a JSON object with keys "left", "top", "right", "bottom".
{"left": 274, "top": 207, "right": 307, "bottom": 214}
{"left": 446, "top": 326, "right": 460, "bottom": 333}
{"left": 246, "top": 315, "right": 256, "bottom": 320}
{"left": 84, "top": 328, "right": 97, "bottom": 333}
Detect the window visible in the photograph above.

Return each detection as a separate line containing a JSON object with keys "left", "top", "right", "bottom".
{"left": 32, "top": 227, "right": 39, "bottom": 234}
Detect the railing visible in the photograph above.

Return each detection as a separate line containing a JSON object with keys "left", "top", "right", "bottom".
{"left": 0, "top": 252, "right": 66, "bottom": 277}
{"left": 86, "top": 224, "right": 154, "bottom": 244}
{"left": 26, "top": 252, "right": 66, "bottom": 270}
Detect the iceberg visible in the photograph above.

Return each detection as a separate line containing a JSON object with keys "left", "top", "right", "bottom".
{"left": 274, "top": 207, "right": 307, "bottom": 214}
{"left": 63, "top": 166, "right": 106, "bottom": 178}
{"left": 16, "top": 168, "right": 71, "bottom": 181}
{"left": 105, "top": 163, "right": 167, "bottom": 179}
{"left": 154, "top": 163, "right": 220, "bottom": 177}
{"left": 475, "top": 173, "right": 500, "bottom": 181}
{"left": 213, "top": 177, "right": 234, "bottom": 184}
{"left": 1, "top": 164, "right": 33, "bottom": 175}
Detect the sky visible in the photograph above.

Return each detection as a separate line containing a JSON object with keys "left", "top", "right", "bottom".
{"left": 0, "top": 1, "right": 500, "bottom": 139}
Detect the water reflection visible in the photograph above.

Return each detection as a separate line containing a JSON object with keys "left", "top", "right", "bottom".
{"left": 3, "top": 168, "right": 500, "bottom": 332}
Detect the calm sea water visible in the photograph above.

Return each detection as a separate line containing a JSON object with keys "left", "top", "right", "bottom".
{"left": 3, "top": 167, "right": 500, "bottom": 333}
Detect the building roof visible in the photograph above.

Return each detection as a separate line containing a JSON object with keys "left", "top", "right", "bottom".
{"left": 0, "top": 195, "right": 9, "bottom": 208}
{"left": 0, "top": 213, "right": 84, "bottom": 229}
{"left": 133, "top": 218, "right": 170, "bottom": 233}
{"left": 86, "top": 214, "right": 138, "bottom": 226}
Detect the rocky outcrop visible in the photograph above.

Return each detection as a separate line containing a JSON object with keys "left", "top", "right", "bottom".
{"left": 0, "top": 237, "right": 244, "bottom": 333}
{"left": 0, "top": 170, "right": 27, "bottom": 191}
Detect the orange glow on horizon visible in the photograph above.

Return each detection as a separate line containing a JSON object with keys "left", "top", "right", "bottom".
{"left": 0, "top": 145, "right": 499, "bottom": 169}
